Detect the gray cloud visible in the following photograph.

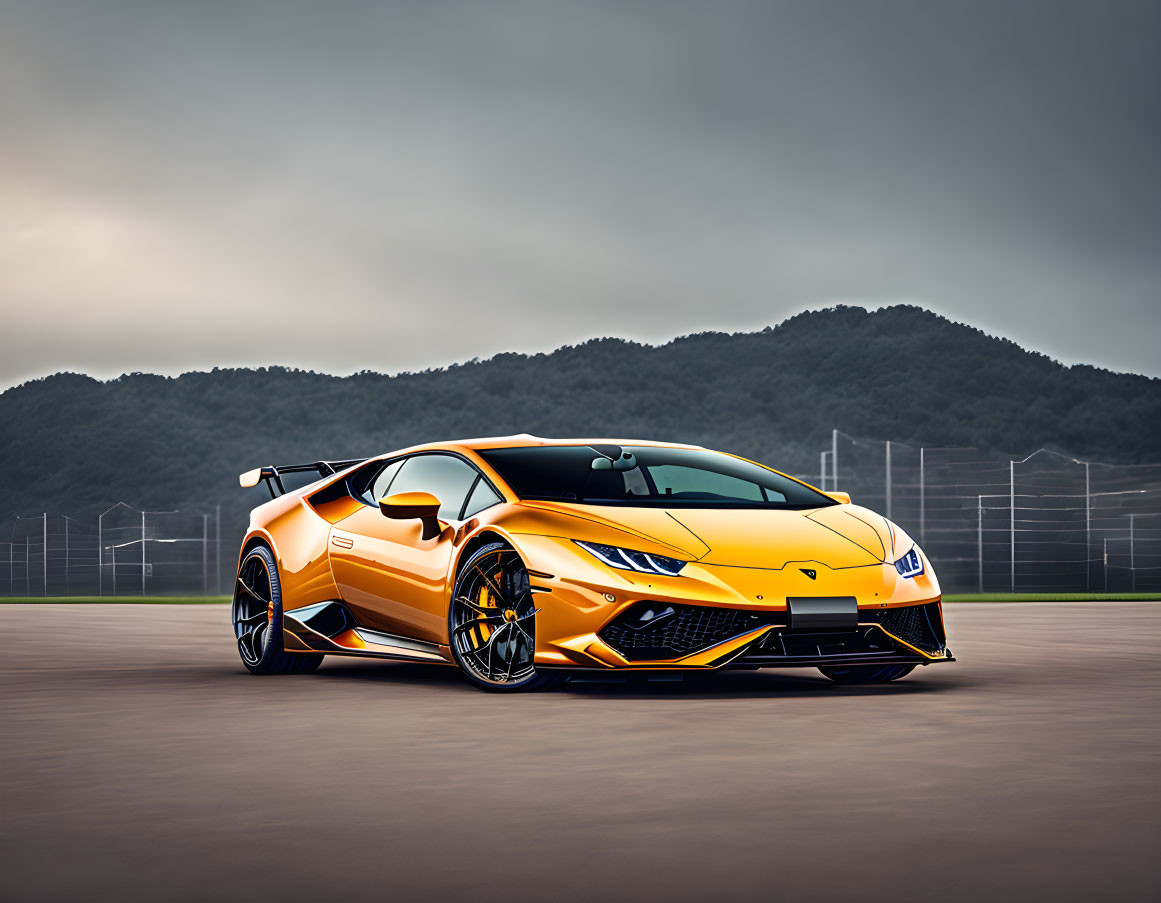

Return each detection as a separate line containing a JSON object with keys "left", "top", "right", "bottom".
{"left": 1, "top": 0, "right": 1159, "bottom": 386}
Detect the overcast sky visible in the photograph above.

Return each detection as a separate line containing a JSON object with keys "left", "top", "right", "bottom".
{"left": 1, "top": 0, "right": 1158, "bottom": 389}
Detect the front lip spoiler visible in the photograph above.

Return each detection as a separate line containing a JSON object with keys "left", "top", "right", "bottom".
{"left": 723, "top": 651, "right": 955, "bottom": 669}
{"left": 539, "top": 650, "right": 956, "bottom": 671}
{"left": 541, "top": 615, "right": 954, "bottom": 669}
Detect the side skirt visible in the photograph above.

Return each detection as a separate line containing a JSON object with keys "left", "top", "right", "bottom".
{"left": 283, "top": 600, "right": 453, "bottom": 664}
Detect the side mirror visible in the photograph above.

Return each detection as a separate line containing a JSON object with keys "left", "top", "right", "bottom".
{"left": 379, "top": 491, "right": 444, "bottom": 540}
{"left": 826, "top": 491, "right": 851, "bottom": 504}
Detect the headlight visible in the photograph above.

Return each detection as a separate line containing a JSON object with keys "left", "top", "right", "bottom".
{"left": 574, "top": 541, "right": 686, "bottom": 576}
{"left": 894, "top": 547, "right": 924, "bottom": 578}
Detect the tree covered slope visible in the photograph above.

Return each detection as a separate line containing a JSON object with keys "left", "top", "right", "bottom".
{"left": 2, "top": 306, "right": 1158, "bottom": 535}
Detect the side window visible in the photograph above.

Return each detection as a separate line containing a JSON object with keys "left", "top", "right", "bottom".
{"left": 365, "top": 459, "right": 404, "bottom": 505}
{"left": 647, "top": 464, "right": 778, "bottom": 502}
{"left": 462, "top": 477, "right": 503, "bottom": 518}
{"left": 385, "top": 454, "right": 481, "bottom": 521}
{"left": 623, "top": 466, "right": 649, "bottom": 496}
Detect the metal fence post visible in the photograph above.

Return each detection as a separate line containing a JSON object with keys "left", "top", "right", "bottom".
{"left": 977, "top": 495, "right": 984, "bottom": 593}
{"left": 1103, "top": 538, "right": 1109, "bottom": 592}
{"left": 831, "top": 429, "right": 838, "bottom": 492}
{"left": 919, "top": 447, "right": 926, "bottom": 548}
{"left": 1084, "top": 462, "right": 1091, "bottom": 591}
{"left": 64, "top": 517, "right": 69, "bottom": 595}
{"left": 819, "top": 451, "right": 827, "bottom": 491}
{"left": 1009, "top": 459, "right": 1016, "bottom": 594}
{"left": 1129, "top": 514, "right": 1136, "bottom": 592}
{"left": 141, "top": 511, "right": 147, "bottom": 596}
{"left": 215, "top": 504, "right": 222, "bottom": 595}
{"left": 202, "top": 514, "right": 209, "bottom": 596}
{"left": 885, "top": 440, "right": 893, "bottom": 521}
{"left": 98, "top": 513, "right": 103, "bottom": 597}
{"left": 42, "top": 513, "right": 47, "bottom": 596}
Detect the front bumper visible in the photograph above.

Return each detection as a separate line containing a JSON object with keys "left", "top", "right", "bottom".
{"left": 515, "top": 536, "right": 951, "bottom": 670}
{"left": 596, "top": 599, "right": 951, "bottom": 668}
{"left": 723, "top": 603, "right": 955, "bottom": 669}
{"left": 517, "top": 533, "right": 952, "bottom": 668}
{"left": 538, "top": 599, "right": 952, "bottom": 670}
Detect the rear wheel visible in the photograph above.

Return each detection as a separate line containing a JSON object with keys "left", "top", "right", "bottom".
{"left": 232, "top": 544, "right": 323, "bottom": 675}
{"left": 448, "top": 542, "right": 564, "bottom": 692}
{"left": 818, "top": 664, "right": 915, "bottom": 684}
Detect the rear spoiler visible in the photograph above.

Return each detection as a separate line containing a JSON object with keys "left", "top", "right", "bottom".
{"left": 239, "top": 458, "right": 368, "bottom": 499}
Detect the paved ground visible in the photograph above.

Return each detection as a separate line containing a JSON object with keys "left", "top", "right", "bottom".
{"left": 1, "top": 602, "right": 1158, "bottom": 902}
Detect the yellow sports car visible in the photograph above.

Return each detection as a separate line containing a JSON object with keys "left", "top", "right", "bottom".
{"left": 233, "top": 436, "right": 952, "bottom": 690}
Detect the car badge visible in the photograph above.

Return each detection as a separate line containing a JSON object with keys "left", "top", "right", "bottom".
{"left": 800, "top": 568, "right": 817, "bottom": 580}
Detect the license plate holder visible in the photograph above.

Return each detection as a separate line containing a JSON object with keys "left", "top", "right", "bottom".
{"left": 787, "top": 596, "right": 858, "bottom": 632}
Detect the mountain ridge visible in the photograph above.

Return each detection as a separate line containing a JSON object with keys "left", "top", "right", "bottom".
{"left": 11, "top": 306, "right": 1156, "bottom": 392}
{"left": 2, "top": 305, "right": 1159, "bottom": 539}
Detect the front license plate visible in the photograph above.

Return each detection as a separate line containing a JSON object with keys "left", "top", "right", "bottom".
{"left": 787, "top": 596, "right": 858, "bottom": 632}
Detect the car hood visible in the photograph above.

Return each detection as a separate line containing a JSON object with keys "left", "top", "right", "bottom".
{"left": 524, "top": 502, "right": 892, "bottom": 569}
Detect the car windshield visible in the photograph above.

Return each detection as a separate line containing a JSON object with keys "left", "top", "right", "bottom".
{"left": 476, "top": 445, "right": 836, "bottom": 509}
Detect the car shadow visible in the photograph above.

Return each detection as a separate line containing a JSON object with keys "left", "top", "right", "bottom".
{"left": 313, "top": 659, "right": 970, "bottom": 698}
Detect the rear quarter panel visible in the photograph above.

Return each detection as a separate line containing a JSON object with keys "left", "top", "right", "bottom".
{"left": 241, "top": 494, "right": 340, "bottom": 611}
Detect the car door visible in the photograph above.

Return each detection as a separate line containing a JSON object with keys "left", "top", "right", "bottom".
{"left": 328, "top": 453, "right": 487, "bottom": 645}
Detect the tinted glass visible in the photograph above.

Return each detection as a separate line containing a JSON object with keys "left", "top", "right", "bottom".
{"left": 385, "top": 454, "right": 481, "bottom": 521}
{"left": 650, "top": 464, "right": 780, "bottom": 502}
{"left": 365, "top": 459, "right": 404, "bottom": 504}
{"left": 462, "top": 477, "right": 503, "bottom": 518}
{"left": 477, "top": 445, "right": 833, "bottom": 509}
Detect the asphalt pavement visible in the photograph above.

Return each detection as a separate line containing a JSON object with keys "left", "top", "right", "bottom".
{"left": 1, "top": 602, "right": 1158, "bottom": 902}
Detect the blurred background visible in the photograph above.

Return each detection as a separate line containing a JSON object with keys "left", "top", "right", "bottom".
{"left": 1, "top": 0, "right": 1159, "bottom": 594}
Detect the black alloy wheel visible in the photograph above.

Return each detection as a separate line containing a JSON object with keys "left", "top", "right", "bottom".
{"left": 448, "top": 542, "right": 564, "bottom": 691}
{"left": 232, "top": 544, "right": 323, "bottom": 675}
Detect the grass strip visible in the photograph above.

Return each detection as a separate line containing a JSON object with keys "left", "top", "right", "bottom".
{"left": 0, "top": 596, "right": 232, "bottom": 604}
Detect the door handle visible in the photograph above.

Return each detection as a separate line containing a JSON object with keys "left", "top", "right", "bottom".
{"left": 331, "top": 535, "right": 354, "bottom": 549}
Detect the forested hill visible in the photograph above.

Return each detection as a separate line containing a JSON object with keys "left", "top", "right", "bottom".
{"left": 2, "top": 305, "right": 1159, "bottom": 534}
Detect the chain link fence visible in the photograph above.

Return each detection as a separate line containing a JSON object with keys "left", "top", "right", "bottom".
{"left": 1, "top": 503, "right": 225, "bottom": 597}
{"left": 815, "top": 431, "right": 1161, "bottom": 593}
{"left": 3, "top": 434, "right": 1159, "bottom": 596}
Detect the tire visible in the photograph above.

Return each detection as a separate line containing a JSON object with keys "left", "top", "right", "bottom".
{"left": 232, "top": 544, "right": 324, "bottom": 675}
{"left": 818, "top": 664, "right": 915, "bottom": 684}
{"left": 448, "top": 542, "right": 565, "bottom": 692}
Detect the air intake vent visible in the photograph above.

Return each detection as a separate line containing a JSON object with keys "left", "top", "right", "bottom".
{"left": 867, "top": 601, "right": 945, "bottom": 653}
{"left": 599, "top": 602, "right": 784, "bottom": 661}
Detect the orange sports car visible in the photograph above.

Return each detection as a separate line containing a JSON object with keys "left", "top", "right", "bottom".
{"left": 233, "top": 436, "right": 952, "bottom": 690}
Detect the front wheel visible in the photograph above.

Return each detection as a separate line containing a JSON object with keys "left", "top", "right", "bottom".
{"left": 818, "top": 664, "right": 915, "bottom": 684}
{"left": 233, "top": 544, "right": 324, "bottom": 675}
{"left": 448, "top": 542, "right": 564, "bottom": 692}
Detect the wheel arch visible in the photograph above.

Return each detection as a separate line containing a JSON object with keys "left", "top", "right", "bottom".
{"left": 446, "top": 529, "right": 560, "bottom": 690}
{"left": 453, "top": 529, "right": 521, "bottom": 583}
{"left": 237, "top": 529, "right": 279, "bottom": 572}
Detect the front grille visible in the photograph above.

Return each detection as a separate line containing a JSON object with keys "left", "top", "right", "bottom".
{"left": 599, "top": 602, "right": 783, "bottom": 661}
{"left": 865, "top": 602, "right": 945, "bottom": 653}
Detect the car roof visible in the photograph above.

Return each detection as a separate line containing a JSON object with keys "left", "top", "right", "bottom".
{"left": 375, "top": 434, "right": 705, "bottom": 459}
{"left": 457, "top": 435, "right": 704, "bottom": 450}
